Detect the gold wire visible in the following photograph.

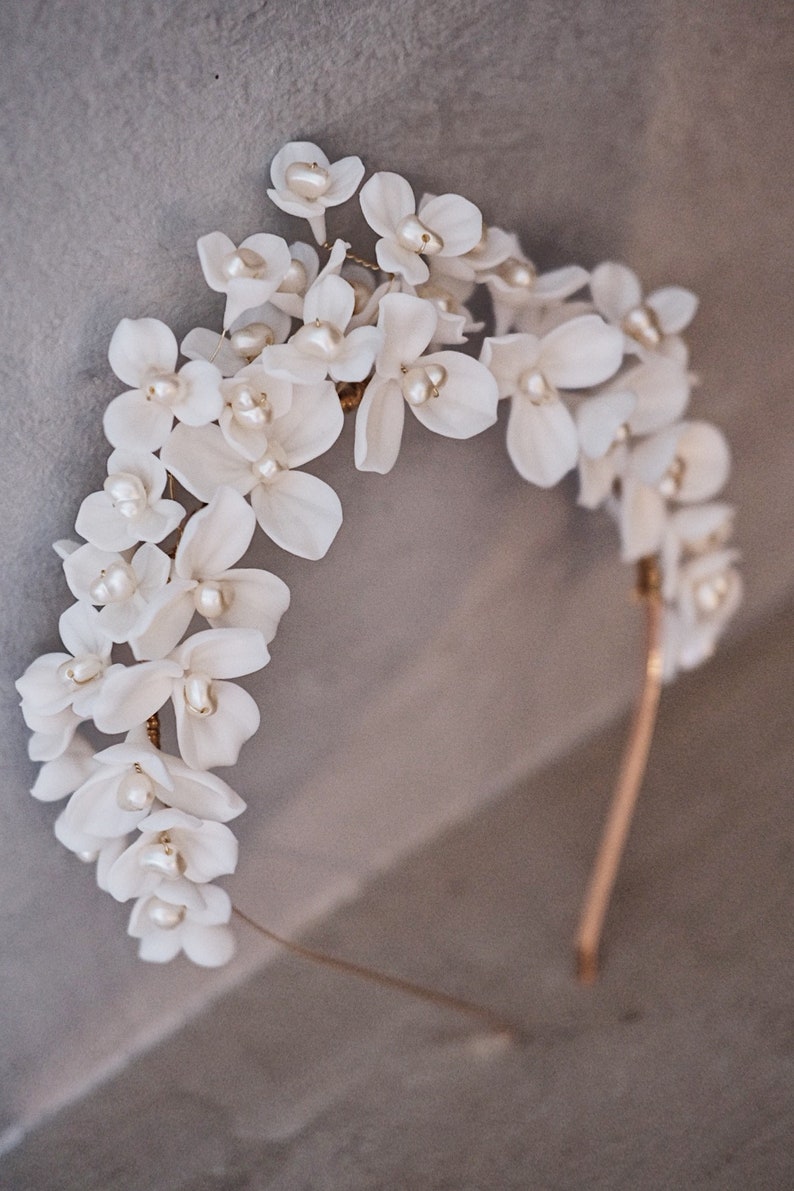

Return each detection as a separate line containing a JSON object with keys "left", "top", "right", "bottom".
{"left": 321, "top": 241, "right": 381, "bottom": 273}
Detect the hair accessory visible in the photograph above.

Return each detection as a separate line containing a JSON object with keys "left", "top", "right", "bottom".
{"left": 16, "top": 141, "right": 742, "bottom": 986}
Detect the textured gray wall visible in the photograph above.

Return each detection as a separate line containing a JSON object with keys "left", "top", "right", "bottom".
{"left": 1, "top": 0, "right": 792, "bottom": 1148}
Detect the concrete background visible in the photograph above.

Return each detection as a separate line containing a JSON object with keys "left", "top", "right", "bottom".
{"left": 1, "top": 0, "right": 792, "bottom": 1153}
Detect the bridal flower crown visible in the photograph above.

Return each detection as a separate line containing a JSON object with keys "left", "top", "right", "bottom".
{"left": 17, "top": 141, "right": 742, "bottom": 976}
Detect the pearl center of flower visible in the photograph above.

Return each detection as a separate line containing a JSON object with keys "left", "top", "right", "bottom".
{"left": 252, "top": 442, "right": 289, "bottom": 484}
{"left": 229, "top": 322, "right": 275, "bottom": 359}
{"left": 183, "top": 672, "right": 217, "bottom": 717}
{"left": 497, "top": 257, "right": 537, "bottom": 289}
{"left": 694, "top": 571, "right": 731, "bottom": 616}
{"left": 144, "top": 371, "right": 182, "bottom": 406}
{"left": 658, "top": 455, "right": 686, "bottom": 498}
{"left": 229, "top": 382, "right": 273, "bottom": 429}
{"left": 396, "top": 214, "right": 444, "bottom": 256}
{"left": 400, "top": 363, "right": 448, "bottom": 406}
{"left": 284, "top": 160, "right": 331, "bottom": 200}
{"left": 57, "top": 653, "right": 105, "bottom": 688}
{"left": 147, "top": 897, "right": 187, "bottom": 930}
{"left": 104, "top": 472, "right": 148, "bottom": 518}
{"left": 89, "top": 560, "right": 137, "bottom": 604}
{"left": 139, "top": 833, "right": 187, "bottom": 879}
{"left": 223, "top": 247, "right": 269, "bottom": 281}
{"left": 193, "top": 581, "right": 230, "bottom": 619}
{"left": 280, "top": 257, "right": 309, "bottom": 295}
{"left": 518, "top": 369, "right": 558, "bottom": 405}
{"left": 418, "top": 283, "right": 457, "bottom": 314}
{"left": 622, "top": 304, "right": 662, "bottom": 349}
{"left": 292, "top": 319, "right": 344, "bottom": 359}
{"left": 116, "top": 765, "right": 155, "bottom": 812}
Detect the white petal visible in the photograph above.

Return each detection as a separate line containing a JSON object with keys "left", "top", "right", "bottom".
{"left": 539, "top": 315, "right": 624, "bottom": 390}
{"left": 160, "top": 424, "right": 253, "bottom": 502}
{"left": 303, "top": 273, "right": 355, "bottom": 331}
{"left": 181, "top": 923, "right": 236, "bottom": 966}
{"left": 623, "top": 357, "right": 691, "bottom": 435}
{"left": 376, "top": 293, "right": 437, "bottom": 378}
{"left": 354, "top": 376, "right": 405, "bottom": 474}
{"left": 269, "top": 141, "right": 331, "bottom": 191}
{"left": 376, "top": 239, "right": 429, "bottom": 285}
{"left": 270, "top": 381, "right": 344, "bottom": 468}
{"left": 181, "top": 327, "right": 243, "bottom": 377}
{"left": 360, "top": 171, "right": 415, "bottom": 238}
{"left": 259, "top": 343, "right": 329, "bottom": 385}
{"left": 408, "top": 352, "right": 498, "bottom": 439}
{"left": 647, "top": 286, "right": 698, "bottom": 335}
{"left": 17, "top": 653, "right": 70, "bottom": 716}
{"left": 328, "top": 325, "right": 381, "bottom": 383}
{"left": 211, "top": 568, "right": 290, "bottom": 643}
{"left": 178, "top": 819, "right": 238, "bottom": 883}
{"left": 175, "top": 678, "right": 260, "bottom": 770}
{"left": 578, "top": 451, "right": 620, "bottom": 509}
{"left": 675, "top": 422, "right": 731, "bottom": 502}
{"left": 589, "top": 262, "right": 642, "bottom": 323}
{"left": 619, "top": 477, "right": 668, "bottom": 561}
{"left": 418, "top": 192, "right": 482, "bottom": 257}
{"left": 27, "top": 708, "right": 82, "bottom": 761}
{"left": 103, "top": 390, "right": 173, "bottom": 451}
{"left": 138, "top": 930, "right": 183, "bottom": 963}
{"left": 224, "top": 278, "right": 272, "bottom": 330}
{"left": 30, "top": 734, "right": 97, "bottom": 801}
{"left": 175, "top": 626, "right": 269, "bottom": 679}
{"left": 324, "top": 155, "right": 365, "bottom": 203}
{"left": 532, "top": 265, "right": 590, "bottom": 301}
{"left": 197, "top": 231, "right": 236, "bottom": 293}
{"left": 63, "top": 773, "right": 150, "bottom": 837}
{"left": 480, "top": 334, "right": 540, "bottom": 397}
{"left": 577, "top": 390, "right": 637, "bottom": 459}
{"left": 108, "top": 318, "right": 177, "bottom": 387}
{"left": 93, "top": 660, "right": 182, "bottom": 734}
{"left": 130, "top": 581, "right": 196, "bottom": 660}
{"left": 131, "top": 499, "right": 185, "bottom": 544}
{"left": 250, "top": 470, "right": 342, "bottom": 559}
{"left": 163, "top": 757, "right": 246, "bottom": 820}
{"left": 59, "top": 601, "right": 110, "bottom": 658}
{"left": 175, "top": 360, "right": 224, "bottom": 426}
{"left": 176, "top": 486, "right": 256, "bottom": 578}
{"left": 506, "top": 396, "right": 579, "bottom": 488}
{"left": 75, "top": 492, "right": 137, "bottom": 552}
{"left": 107, "top": 447, "right": 167, "bottom": 498}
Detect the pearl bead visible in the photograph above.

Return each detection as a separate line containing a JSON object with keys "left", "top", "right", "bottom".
{"left": 223, "top": 247, "right": 268, "bottom": 280}
{"left": 116, "top": 767, "right": 155, "bottom": 813}
{"left": 58, "top": 653, "right": 104, "bottom": 688}
{"left": 229, "top": 323, "right": 275, "bottom": 358}
{"left": 292, "top": 319, "right": 344, "bottom": 359}
{"left": 280, "top": 257, "right": 309, "bottom": 294}
{"left": 139, "top": 837, "right": 186, "bottom": 879}
{"left": 613, "top": 423, "right": 630, "bottom": 444}
{"left": 497, "top": 257, "right": 536, "bottom": 289}
{"left": 147, "top": 897, "right": 187, "bottom": 930}
{"left": 622, "top": 305, "right": 662, "bottom": 349}
{"left": 395, "top": 214, "right": 444, "bottom": 256}
{"left": 182, "top": 673, "right": 217, "bottom": 717}
{"left": 658, "top": 455, "right": 686, "bottom": 499}
{"left": 193, "top": 581, "right": 229, "bottom": 619}
{"left": 89, "top": 560, "right": 137, "bottom": 604}
{"left": 229, "top": 382, "right": 272, "bottom": 429}
{"left": 144, "top": 372, "right": 182, "bottom": 406}
{"left": 400, "top": 363, "right": 448, "bottom": 406}
{"left": 694, "top": 572, "right": 730, "bottom": 615}
{"left": 518, "top": 369, "right": 557, "bottom": 405}
{"left": 252, "top": 444, "right": 289, "bottom": 484}
{"left": 104, "top": 472, "right": 147, "bottom": 519}
{"left": 285, "top": 160, "right": 331, "bottom": 200}
{"left": 419, "top": 284, "right": 456, "bottom": 314}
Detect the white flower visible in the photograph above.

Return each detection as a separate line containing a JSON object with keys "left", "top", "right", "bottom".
{"left": 181, "top": 300, "right": 293, "bottom": 379}
{"left": 161, "top": 385, "right": 344, "bottom": 560}
{"left": 478, "top": 229, "right": 590, "bottom": 336}
{"left": 16, "top": 602, "right": 116, "bottom": 721}
{"left": 103, "top": 318, "right": 224, "bottom": 452}
{"left": 267, "top": 141, "right": 365, "bottom": 244}
{"left": 416, "top": 267, "right": 484, "bottom": 346}
{"left": 268, "top": 241, "right": 321, "bottom": 320}
{"left": 355, "top": 293, "right": 498, "bottom": 474}
{"left": 30, "top": 732, "right": 98, "bottom": 802}
{"left": 53, "top": 812, "right": 127, "bottom": 885}
{"left": 590, "top": 262, "right": 697, "bottom": 361}
{"left": 481, "top": 315, "right": 624, "bottom": 487}
{"left": 75, "top": 448, "right": 184, "bottom": 551}
{"left": 197, "top": 232, "right": 292, "bottom": 328}
{"left": 24, "top": 705, "right": 84, "bottom": 763}
{"left": 662, "top": 546, "right": 742, "bottom": 678}
{"left": 262, "top": 273, "right": 382, "bottom": 385}
{"left": 660, "top": 503, "right": 736, "bottom": 601}
{"left": 218, "top": 364, "right": 295, "bottom": 461}
{"left": 131, "top": 486, "right": 290, "bottom": 659}
{"left": 360, "top": 172, "right": 483, "bottom": 286}
{"left": 105, "top": 808, "right": 238, "bottom": 901}
{"left": 128, "top": 881, "right": 235, "bottom": 967}
{"left": 63, "top": 541, "right": 171, "bottom": 644}
{"left": 93, "top": 627, "right": 269, "bottom": 771}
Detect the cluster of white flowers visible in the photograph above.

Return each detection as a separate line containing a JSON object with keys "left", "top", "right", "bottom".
{"left": 17, "top": 142, "right": 741, "bottom": 967}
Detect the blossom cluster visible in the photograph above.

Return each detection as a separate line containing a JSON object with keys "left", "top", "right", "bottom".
{"left": 16, "top": 141, "right": 741, "bottom": 967}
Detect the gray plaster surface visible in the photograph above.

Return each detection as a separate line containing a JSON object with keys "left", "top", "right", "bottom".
{"left": 2, "top": 601, "right": 792, "bottom": 1189}
{"left": 2, "top": 0, "right": 794, "bottom": 1146}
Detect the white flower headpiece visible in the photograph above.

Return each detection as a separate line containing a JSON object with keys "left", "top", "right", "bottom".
{"left": 17, "top": 141, "right": 741, "bottom": 976}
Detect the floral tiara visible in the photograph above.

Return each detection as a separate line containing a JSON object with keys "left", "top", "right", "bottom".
{"left": 16, "top": 140, "right": 741, "bottom": 988}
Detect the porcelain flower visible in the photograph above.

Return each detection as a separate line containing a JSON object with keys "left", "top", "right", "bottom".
{"left": 128, "top": 881, "right": 235, "bottom": 966}
{"left": 476, "top": 229, "right": 590, "bottom": 336}
{"left": 267, "top": 141, "right": 365, "bottom": 244}
{"left": 29, "top": 732, "right": 98, "bottom": 802}
{"left": 662, "top": 546, "right": 743, "bottom": 678}
{"left": 75, "top": 448, "right": 184, "bottom": 551}
{"left": 360, "top": 171, "right": 483, "bottom": 286}
{"left": 63, "top": 541, "right": 171, "bottom": 644}
{"left": 197, "top": 232, "right": 292, "bottom": 329}
{"left": 16, "top": 602, "right": 117, "bottom": 722}
{"left": 105, "top": 808, "right": 238, "bottom": 902}
{"left": 590, "top": 262, "right": 697, "bottom": 361}
{"left": 355, "top": 293, "right": 498, "bottom": 474}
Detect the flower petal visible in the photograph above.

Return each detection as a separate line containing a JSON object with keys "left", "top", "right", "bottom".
{"left": 647, "top": 286, "right": 698, "bottom": 335}
{"left": 376, "top": 293, "right": 438, "bottom": 379}
{"left": 164, "top": 756, "right": 246, "bottom": 820}
{"left": 619, "top": 477, "right": 668, "bottom": 561}
{"left": 329, "top": 325, "right": 381, "bottom": 383}
{"left": 130, "top": 581, "right": 196, "bottom": 660}
{"left": 539, "top": 315, "right": 624, "bottom": 390}
{"left": 108, "top": 318, "right": 177, "bottom": 388}
{"left": 360, "top": 171, "right": 416, "bottom": 238}
{"left": 103, "top": 390, "right": 173, "bottom": 452}
{"left": 250, "top": 470, "right": 343, "bottom": 559}
{"left": 177, "top": 486, "right": 256, "bottom": 579}
{"left": 506, "top": 395, "right": 579, "bottom": 488}
{"left": 273, "top": 381, "right": 344, "bottom": 467}
{"left": 160, "top": 424, "right": 253, "bottom": 502}
{"left": 93, "top": 660, "right": 182, "bottom": 735}
{"left": 181, "top": 923, "right": 236, "bottom": 967}
{"left": 623, "top": 357, "right": 691, "bottom": 435}
{"left": 181, "top": 327, "right": 243, "bottom": 377}
{"left": 175, "top": 361, "right": 224, "bottom": 426}
{"left": 375, "top": 239, "right": 429, "bottom": 285}
{"left": 532, "top": 265, "right": 590, "bottom": 301}
{"left": 325, "top": 155, "right": 365, "bottom": 203}
{"left": 196, "top": 231, "right": 236, "bottom": 292}
{"left": 303, "top": 274, "right": 355, "bottom": 331}
{"left": 30, "top": 734, "right": 97, "bottom": 801}
{"left": 480, "top": 334, "right": 541, "bottom": 397}
{"left": 590, "top": 262, "right": 642, "bottom": 323}
{"left": 418, "top": 192, "right": 482, "bottom": 257}
{"left": 354, "top": 376, "right": 405, "bottom": 474}
{"left": 175, "top": 678, "right": 260, "bottom": 770}
{"left": 408, "top": 352, "right": 498, "bottom": 439}
{"left": 577, "top": 390, "right": 637, "bottom": 459}
{"left": 269, "top": 140, "right": 331, "bottom": 191}
{"left": 210, "top": 568, "right": 290, "bottom": 643}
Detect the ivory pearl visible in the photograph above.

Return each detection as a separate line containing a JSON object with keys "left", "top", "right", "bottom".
{"left": 395, "top": 214, "right": 444, "bottom": 256}
{"left": 252, "top": 446, "right": 289, "bottom": 484}
{"left": 400, "top": 363, "right": 448, "bottom": 406}
{"left": 144, "top": 372, "right": 182, "bottom": 406}
{"left": 229, "top": 383, "right": 272, "bottom": 429}
{"left": 58, "top": 654, "right": 104, "bottom": 688}
{"left": 89, "top": 560, "right": 137, "bottom": 604}
{"left": 280, "top": 257, "right": 309, "bottom": 294}
{"left": 139, "top": 839, "right": 186, "bottom": 879}
{"left": 694, "top": 572, "right": 730, "bottom": 615}
{"left": 622, "top": 305, "right": 662, "bottom": 349}
{"left": 229, "top": 323, "right": 274, "bottom": 358}
{"left": 285, "top": 160, "right": 331, "bottom": 200}
{"left": 518, "top": 368, "right": 557, "bottom": 405}
{"left": 147, "top": 898, "right": 187, "bottom": 930}
{"left": 223, "top": 247, "right": 268, "bottom": 280}
{"left": 104, "top": 472, "right": 147, "bottom": 518}
{"left": 193, "top": 581, "right": 229, "bottom": 619}
{"left": 658, "top": 456, "right": 686, "bottom": 499}
{"left": 497, "top": 257, "right": 537, "bottom": 289}
{"left": 183, "top": 673, "right": 217, "bottom": 717}
{"left": 291, "top": 319, "right": 344, "bottom": 359}
{"left": 115, "top": 768, "right": 155, "bottom": 813}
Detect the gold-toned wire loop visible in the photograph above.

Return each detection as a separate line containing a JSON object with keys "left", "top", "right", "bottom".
{"left": 574, "top": 554, "right": 665, "bottom": 984}
{"left": 146, "top": 712, "right": 161, "bottom": 750}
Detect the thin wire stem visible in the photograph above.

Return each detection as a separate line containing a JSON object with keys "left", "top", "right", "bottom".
{"left": 574, "top": 556, "right": 664, "bottom": 984}
{"left": 231, "top": 905, "right": 519, "bottom": 1039}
